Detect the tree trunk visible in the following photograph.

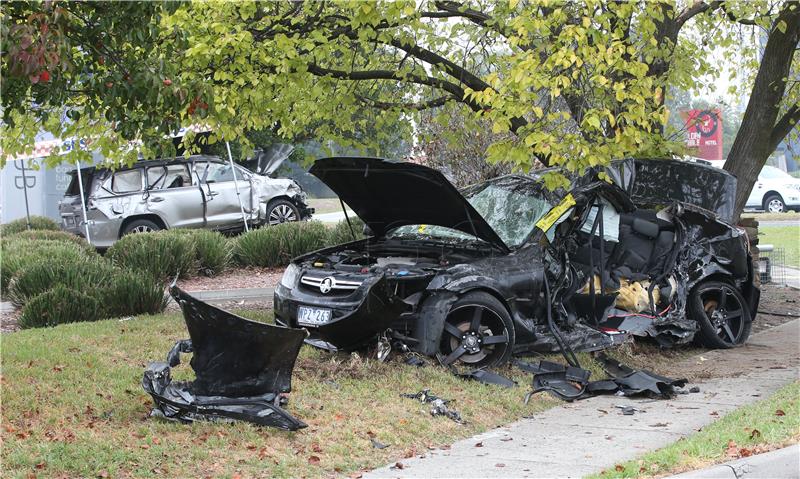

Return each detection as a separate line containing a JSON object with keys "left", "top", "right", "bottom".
{"left": 724, "top": 4, "right": 800, "bottom": 220}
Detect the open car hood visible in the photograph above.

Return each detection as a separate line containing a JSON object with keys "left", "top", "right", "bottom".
{"left": 245, "top": 144, "right": 294, "bottom": 177}
{"left": 310, "top": 157, "right": 509, "bottom": 252}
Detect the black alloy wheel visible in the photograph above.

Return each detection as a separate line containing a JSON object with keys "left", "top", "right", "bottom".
{"left": 690, "top": 281, "right": 752, "bottom": 349}
{"left": 438, "top": 292, "right": 515, "bottom": 368}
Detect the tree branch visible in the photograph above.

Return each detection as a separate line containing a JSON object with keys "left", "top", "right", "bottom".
{"left": 355, "top": 94, "right": 449, "bottom": 111}
{"left": 769, "top": 103, "right": 800, "bottom": 152}
{"left": 675, "top": 1, "right": 723, "bottom": 27}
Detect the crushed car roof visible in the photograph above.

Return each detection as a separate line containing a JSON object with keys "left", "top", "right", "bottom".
{"left": 310, "top": 157, "right": 510, "bottom": 252}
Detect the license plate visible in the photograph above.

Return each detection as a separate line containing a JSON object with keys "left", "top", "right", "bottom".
{"left": 297, "top": 306, "right": 332, "bottom": 326}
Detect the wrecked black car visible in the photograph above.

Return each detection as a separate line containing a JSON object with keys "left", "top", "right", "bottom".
{"left": 274, "top": 157, "right": 759, "bottom": 367}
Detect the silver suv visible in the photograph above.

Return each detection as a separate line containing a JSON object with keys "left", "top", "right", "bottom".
{"left": 59, "top": 155, "right": 313, "bottom": 247}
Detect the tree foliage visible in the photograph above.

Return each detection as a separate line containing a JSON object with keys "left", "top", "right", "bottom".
{"left": 2, "top": 1, "right": 798, "bottom": 198}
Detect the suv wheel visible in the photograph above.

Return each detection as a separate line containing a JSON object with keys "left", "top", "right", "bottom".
{"left": 437, "top": 292, "right": 515, "bottom": 368}
{"left": 763, "top": 194, "right": 786, "bottom": 213}
{"left": 122, "top": 219, "right": 162, "bottom": 236}
{"left": 689, "top": 281, "right": 752, "bottom": 349}
{"left": 267, "top": 199, "right": 300, "bottom": 226}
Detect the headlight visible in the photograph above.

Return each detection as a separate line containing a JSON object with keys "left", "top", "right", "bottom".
{"left": 280, "top": 263, "right": 300, "bottom": 288}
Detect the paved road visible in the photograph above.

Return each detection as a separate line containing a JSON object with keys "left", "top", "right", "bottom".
{"left": 366, "top": 319, "right": 800, "bottom": 479}
{"left": 313, "top": 210, "right": 352, "bottom": 223}
{"left": 757, "top": 219, "right": 800, "bottom": 227}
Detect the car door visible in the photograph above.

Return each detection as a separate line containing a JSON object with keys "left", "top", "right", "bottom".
{"left": 745, "top": 173, "right": 765, "bottom": 208}
{"left": 195, "top": 161, "right": 252, "bottom": 228}
{"left": 144, "top": 164, "right": 205, "bottom": 229}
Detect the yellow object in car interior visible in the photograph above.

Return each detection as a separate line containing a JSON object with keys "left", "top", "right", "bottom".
{"left": 536, "top": 194, "right": 576, "bottom": 232}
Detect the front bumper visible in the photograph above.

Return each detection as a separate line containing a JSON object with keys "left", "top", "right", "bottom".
{"left": 273, "top": 275, "right": 406, "bottom": 350}
{"left": 291, "top": 195, "right": 314, "bottom": 220}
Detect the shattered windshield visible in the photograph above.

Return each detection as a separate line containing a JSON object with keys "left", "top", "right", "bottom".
{"left": 388, "top": 180, "right": 555, "bottom": 248}
{"left": 466, "top": 184, "right": 554, "bottom": 246}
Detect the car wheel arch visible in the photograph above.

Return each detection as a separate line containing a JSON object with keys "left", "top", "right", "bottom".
{"left": 413, "top": 285, "right": 515, "bottom": 357}
{"left": 762, "top": 191, "right": 785, "bottom": 210}
{"left": 119, "top": 214, "right": 168, "bottom": 238}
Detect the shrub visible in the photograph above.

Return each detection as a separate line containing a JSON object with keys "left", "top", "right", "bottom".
{"left": 0, "top": 216, "right": 60, "bottom": 236}
{"left": 280, "top": 221, "right": 330, "bottom": 259}
{"left": 19, "top": 285, "right": 103, "bottom": 329}
{"left": 106, "top": 230, "right": 197, "bottom": 281}
{"left": 167, "top": 229, "right": 232, "bottom": 276}
{"left": 326, "top": 218, "right": 366, "bottom": 246}
{"left": 5, "top": 229, "right": 95, "bottom": 254}
{"left": 7, "top": 257, "right": 118, "bottom": 307}
{"left": 234, "top": 221, "right": 329, "bottom": 267}
{"left": 1, "top": 239, "right": 96, "bottom": 293}
{"left": 103, "top": 270, "right": 167, "bottom": 317}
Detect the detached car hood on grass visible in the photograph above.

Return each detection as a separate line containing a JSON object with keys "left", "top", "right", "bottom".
{"left": 310, "top": 157, "right": 509, "bottom": 252}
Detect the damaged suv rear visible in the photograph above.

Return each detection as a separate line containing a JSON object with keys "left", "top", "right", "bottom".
{"left": 274, "top": 157, "right": 759, "bottom": 367}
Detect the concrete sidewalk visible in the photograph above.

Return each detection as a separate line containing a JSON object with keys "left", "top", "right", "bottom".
{"left": 180, "top": 287, "right": 274, "bottom": 305}
{"left": 366, "top": 319, "right": 800, "bottom": 479}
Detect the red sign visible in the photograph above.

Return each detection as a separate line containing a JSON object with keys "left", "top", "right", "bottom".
{"left": 681, "top": 109, "right": 723, "bottom": 161}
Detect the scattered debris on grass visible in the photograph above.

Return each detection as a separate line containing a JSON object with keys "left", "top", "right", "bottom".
{"left": 401, "top": 389, "right": 465, "bottom": 425}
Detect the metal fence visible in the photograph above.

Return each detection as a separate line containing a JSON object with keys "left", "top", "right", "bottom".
{"left": 757, "top": 245, "right": 786, "bottom": 285}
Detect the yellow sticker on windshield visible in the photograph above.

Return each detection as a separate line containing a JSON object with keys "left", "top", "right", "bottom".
{"left": 535, "top": 193, "right": 576, "bottom": 232}
{"left": 417, "top": 224, "right": 428, "bottom": 233}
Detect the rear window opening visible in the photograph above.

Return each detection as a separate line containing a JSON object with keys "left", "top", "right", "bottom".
{"left": 65, "top": 170, "right": 94, "bottom": 196}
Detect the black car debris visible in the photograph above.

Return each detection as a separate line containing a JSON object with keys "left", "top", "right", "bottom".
{"left": 273, "top": 157, "right": 759, "bottom": 367}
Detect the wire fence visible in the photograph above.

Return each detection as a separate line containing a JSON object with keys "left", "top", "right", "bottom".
{"left": 757, "top": 246, "right": 786, "bottom": 285}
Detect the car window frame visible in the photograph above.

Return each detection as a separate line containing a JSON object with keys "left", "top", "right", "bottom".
{"left": 146, "top": 163, "right": 194, "bottom": 190}
{"left": 108, "top": 168, "right": 144, "bottom": 195}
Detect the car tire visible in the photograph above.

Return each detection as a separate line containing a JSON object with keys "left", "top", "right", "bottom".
{"left": 267, "top": 199, "right": 300, "bottom": 226}
{"left": 122, "top": 219, "right": 162, "bottom": 236}
{"left": 689, "top": 281, "right": 752, "bottom": 349}
{"left": 437, "top": 291, "right": 515, "bottom": 368}
{"left": 763, "top": 194, "right": 786, "bottom": 213}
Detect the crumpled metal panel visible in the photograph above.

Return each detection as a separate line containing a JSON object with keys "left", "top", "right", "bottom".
{"left": 142, "top": 286, "right": 307, "bottom": 430}
{"left": 627, "top": 158, "right": 738, "bottom": 224}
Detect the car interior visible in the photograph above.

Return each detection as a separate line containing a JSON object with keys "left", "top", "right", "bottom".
{"left": 560, "top": 194, "right": 679, "bottom": 317}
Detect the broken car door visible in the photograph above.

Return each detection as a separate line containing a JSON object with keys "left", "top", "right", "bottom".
{"left": 144, "top": 164, "right": 205, "bottom": 229}
{"left": 196, "top": 161, "right": 253, "bottom": 228}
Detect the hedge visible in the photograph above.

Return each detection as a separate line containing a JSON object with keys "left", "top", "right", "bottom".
{"left": 166, "top": 229, "right": 233, "bottom": 276}
{"left": 106, "top": 230, "right": 197, "bottom": 281}
{"left": 234, "top": 221, "right": 330, "bottom": 267}
{"left": 0, "top": 216, "right": 60, "bottom": 236}
{"left": 19, "top": 285, "right": 104, "bottom": 329}
{"left": 1, "top": 239, "right": 96, "bottom": 293}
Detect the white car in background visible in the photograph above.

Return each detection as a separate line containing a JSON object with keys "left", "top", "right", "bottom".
{"left": 745, "top": 165, "right": 800, "bottom": 213}
{"left": 705, "top": 161, "right": 800, "bottom": 213}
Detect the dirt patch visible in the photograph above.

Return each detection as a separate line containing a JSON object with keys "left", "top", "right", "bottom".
{"left": 177, "top": 266, "right": 282, "bottom": 292}
{"left": 751, "top": 284, "right": 800, "bottom": 335}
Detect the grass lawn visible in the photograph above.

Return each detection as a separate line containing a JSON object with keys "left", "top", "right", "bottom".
{"left": 759, "top": 225, "right": 800, "bottom": 268}
{"left": 2, "top": 311, "right": 560, "bottom": 478}
{"left": 591, "top": 381, "right": 800, "bottom": 478}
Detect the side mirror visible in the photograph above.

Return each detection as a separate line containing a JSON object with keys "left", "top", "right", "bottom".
{"left": 362, "top": 224, "right": 374, "bottom": 237}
